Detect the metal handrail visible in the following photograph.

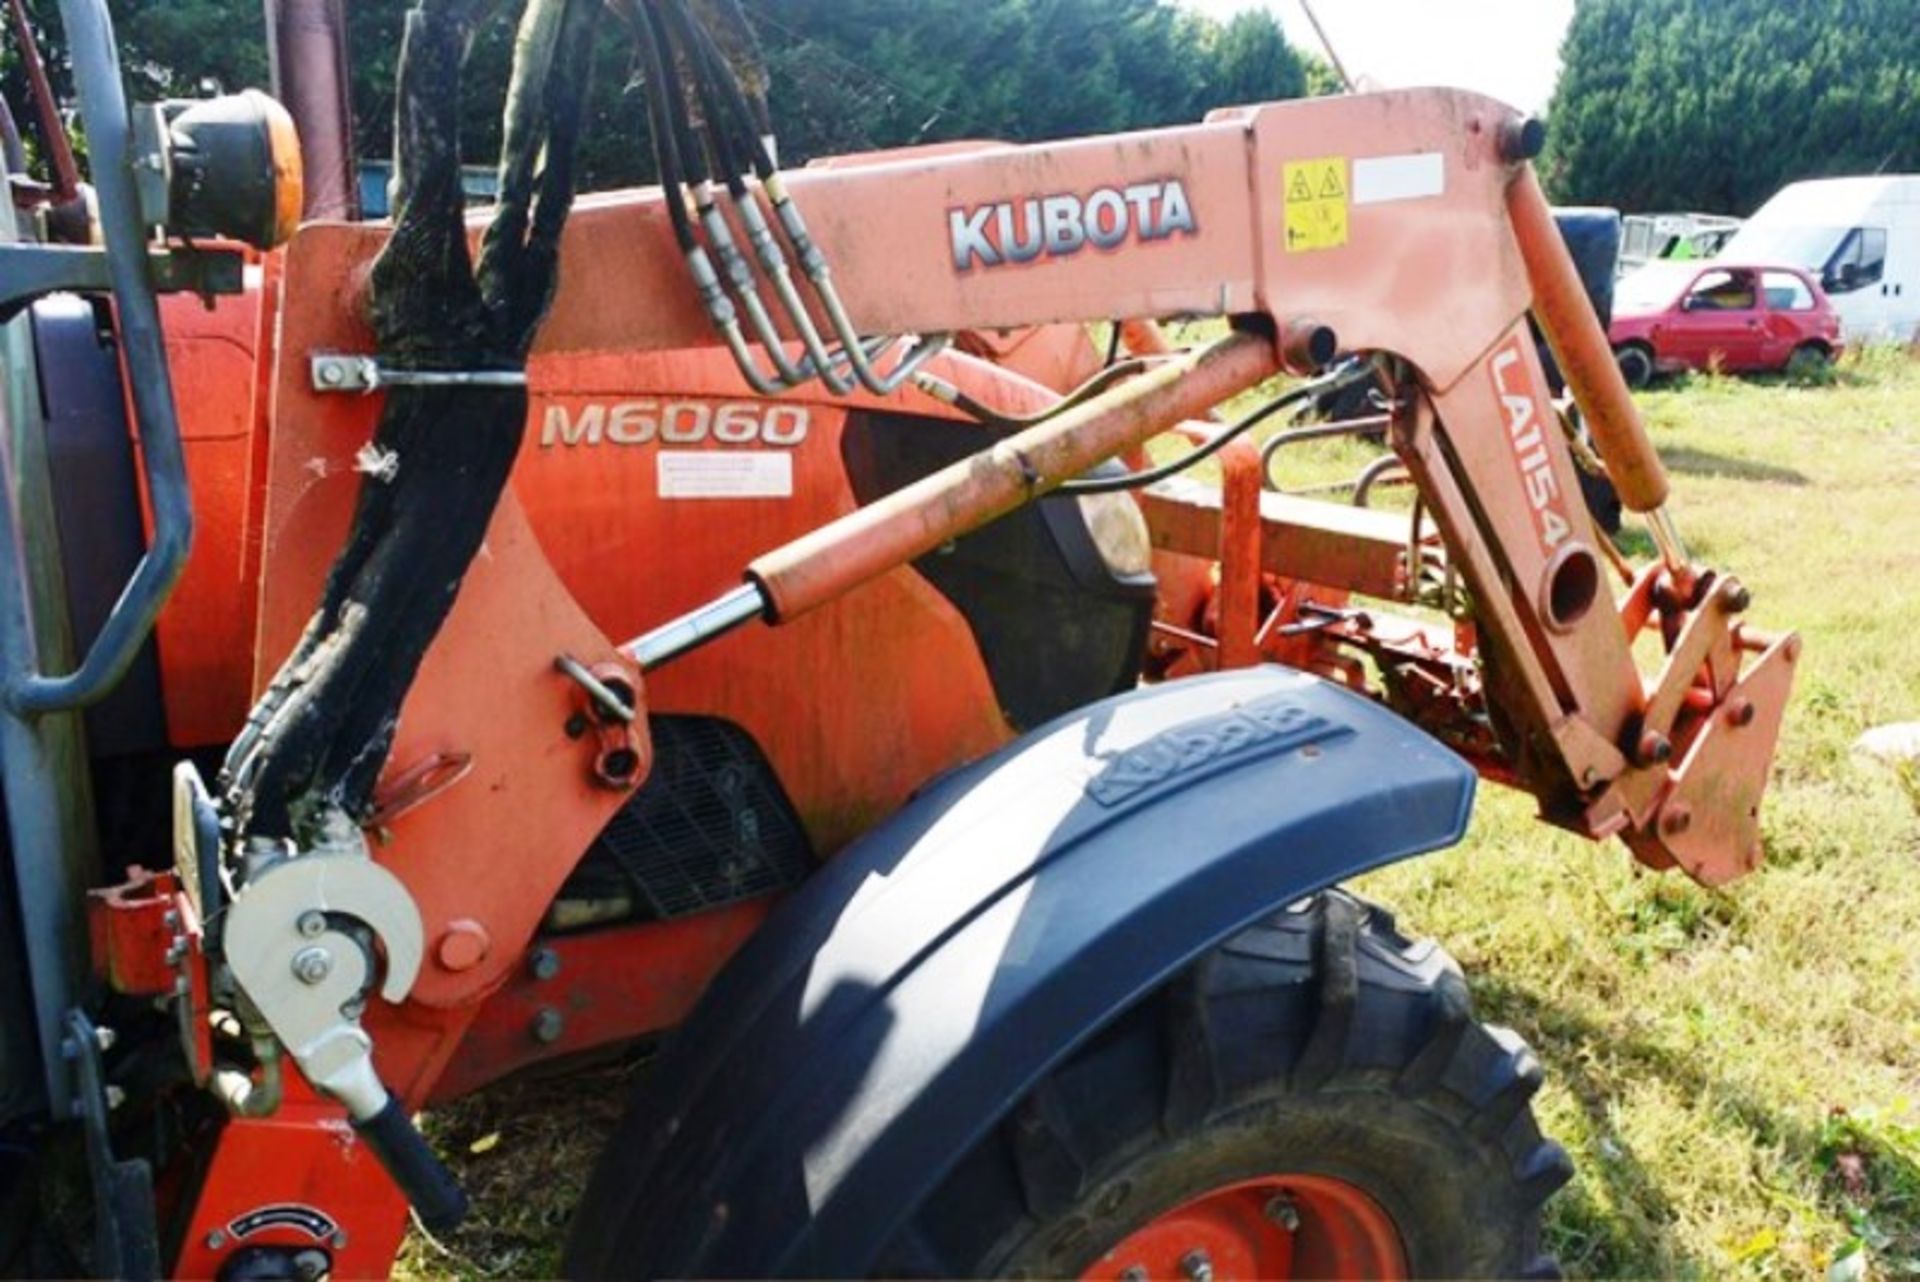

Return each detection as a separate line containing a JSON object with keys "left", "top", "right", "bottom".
{"left": 4, "top": 0, "right": 195, "bottom": 716}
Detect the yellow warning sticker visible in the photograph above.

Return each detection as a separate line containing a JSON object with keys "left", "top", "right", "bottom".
{"left": 1283, "top": 156, "right": 1349, "bottom": 253}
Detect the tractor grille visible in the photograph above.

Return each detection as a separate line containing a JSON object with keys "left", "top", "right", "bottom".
{"left": 564, "top": 716, "right": 812, "bottom": 920}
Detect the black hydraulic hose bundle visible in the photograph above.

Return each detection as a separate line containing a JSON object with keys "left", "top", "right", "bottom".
{"left": 224, "top": 0, "right": 598, "bottom": 845}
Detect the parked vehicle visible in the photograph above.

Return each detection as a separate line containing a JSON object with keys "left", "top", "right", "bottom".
{"left": 1619, "top": 211, "right": 1742, "bottom": 273}
{"left": 1609, "top": 262, "right": 1843, "bottom": 385}
{"left": 1717, "top": 176, "right": 1920, "bottom": 344}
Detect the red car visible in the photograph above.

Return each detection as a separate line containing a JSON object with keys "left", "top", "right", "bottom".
{"left": 1609, "top": 262, "right": 1844, "bottom": 386}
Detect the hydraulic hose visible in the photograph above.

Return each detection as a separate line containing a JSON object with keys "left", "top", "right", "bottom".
{"left": 640, "top": 1, "right": 708, "bottom": 190}
{"left": 656, "top": 0, "right": 819, "bottom": 389}
{"left": 1056, "top": 359, "right": 1369, "bottom": 496}
{"left": 919, "top": 355, "right": 1168, "bottom": 433}
{"left": 649, "top": 1, "right": 862, "bottom": 393}
{"left": 626, "top": 0, "right": 696, "bottom": 253}
{"left": 670, "top": 0, "right": 948, "bottom": 396}
{"left": 628, "top": 0, "right": 823, "bottom": 394}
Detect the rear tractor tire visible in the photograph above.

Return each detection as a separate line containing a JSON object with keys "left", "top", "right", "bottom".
{"left": 1614, "top": 343, "right": 1654, "bottom": 390}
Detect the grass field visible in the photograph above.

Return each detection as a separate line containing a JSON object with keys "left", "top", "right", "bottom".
{"left": 405, "top": 350, "right": 1920, "bottom": 1280}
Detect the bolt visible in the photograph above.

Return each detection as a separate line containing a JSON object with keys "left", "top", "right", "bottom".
{"left": 292, "top": 1249, "right": 330, "bottom": 1281}
{"left": 291, "top": 946, "right": 334, "bottom": 986}
{"left": 104, "top": 1085, "right": 126, "bottom": 1110}
{"left": 297, "top": 910, "right": 328, "bottom": 939}
{"left": 1119, "top": 1268, "right": 1148, "bottom": 1282}
{"left": 1721, "top": 582, "right": 1752, "bottom": 614}
{"left": 330, "top": 1230, "right": 350, "bottom": 1251}
{"left": 205, "top": 1229, "right": 228, "bottom": 1251}
{"left": 436, "top": 920, "right": 491, "bottom": 972}
{"left": 1180, "top": 1249, "right": 1215, "bottom": 1282}
{"left": 165, "top": 938, "right": 188, "bottom": 966}
{"left": 1637, "top": 730, "right": 1673, "bottom": 767}
{"left": 530, "top": 947, "right": 562, "bottom": 981}
{"left": 1726, "top": 698, "right": 1756, "bottom": 728}
{"left": 1265, "top": 1193, "right": 1301, "bottom": 1231}
{"left": 318, "top": 360, "right": 345, "bottom": 387}
{"left": 1661, "top": 805, "right": 1693, "bottom": 837}
{"left": 93, "top": 1025, "right": 116, "bottom": 1053}
{"left": 163, "top": 910, "right": 181, "bottom": 931}
{"left": 531, "top": 1007, "right": 564, "bottom": 1044}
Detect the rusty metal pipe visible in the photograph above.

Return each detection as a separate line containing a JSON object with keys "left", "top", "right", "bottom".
{"left": 748, "top": 329, "right": 1282, "bottom": 622}
{"left": 7, "top": 0, "right": 80, "bottom": 201}
{"left": 265, "top": 0, "right": 357, "bottom": 221}
{"left": 1507, "top": 167, "right": 1667, "bottom": 513}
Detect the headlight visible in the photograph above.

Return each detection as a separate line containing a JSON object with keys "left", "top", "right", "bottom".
{"left": 136, "top": 89, "right": 304, "bottom": 250}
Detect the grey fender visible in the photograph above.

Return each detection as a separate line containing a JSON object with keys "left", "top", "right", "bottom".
{"left": 564, "top": 666, "right": 1477, "bottom": 1278}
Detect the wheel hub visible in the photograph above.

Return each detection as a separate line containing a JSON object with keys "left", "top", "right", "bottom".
{"left": 1081, "top": 1175, "right": 1408, "bottom": 1281}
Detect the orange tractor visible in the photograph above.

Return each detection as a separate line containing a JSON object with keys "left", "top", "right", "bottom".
{"left": 0, "top": 0, "right": 1795, "bottom": 1277}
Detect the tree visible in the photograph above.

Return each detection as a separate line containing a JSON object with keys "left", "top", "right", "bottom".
{"left": 741, "top": 0, "right": 1306, "bottom": 172}
{"left": 1208, "top": 10, "right": 1307, "bottom": 107}
{"left": 10, "top": 0, "right": 1310, "bottom": 194}
{"left": 1544, "top": 0, "right": 1920, "bottom": 215}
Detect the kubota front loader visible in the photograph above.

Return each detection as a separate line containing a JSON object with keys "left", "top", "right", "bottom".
{"left": 0, "top": 1, "right": 1796, "bottom": 1278}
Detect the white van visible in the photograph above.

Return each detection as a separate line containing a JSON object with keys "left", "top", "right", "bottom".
{"left": 1718, "top": 176, "right": 1920, "bottom": 344}
{"left": 1619, "top": 212, "right": 1742, "bottom": 274}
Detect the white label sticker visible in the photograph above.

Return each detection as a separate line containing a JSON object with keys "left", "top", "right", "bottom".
{"left": 1352, "top": 153, "right": 1445, "bottom": 206}
{"left": 658, "top": 451, "right": 794, "bottom": 499}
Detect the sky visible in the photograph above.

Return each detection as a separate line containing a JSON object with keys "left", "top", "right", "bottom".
{"left": 1181, "top": 0, "right": 1575, "bottom": 112}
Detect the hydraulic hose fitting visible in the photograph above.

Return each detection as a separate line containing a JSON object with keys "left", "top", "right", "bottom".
{"left": 684, "top": 247, "right": 738, "bottom": 330}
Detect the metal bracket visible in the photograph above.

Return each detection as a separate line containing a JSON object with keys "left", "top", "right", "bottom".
{"left": 0, "top": 244, "right": 243, "bottom": 323}
{"left": 310, "top": 353, "right": 529, "bottom": 394}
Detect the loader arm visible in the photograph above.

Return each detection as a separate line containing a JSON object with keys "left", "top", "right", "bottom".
{"left": 268, "top": 87, "right": 1791, "bottom": 893}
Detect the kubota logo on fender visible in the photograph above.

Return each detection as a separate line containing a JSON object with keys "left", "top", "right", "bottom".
{"left": 949, "top": 179, "right": 1197, "bottom": 272}
{"left": 1489, "top": 335, "right": 1573, "bottom": 554}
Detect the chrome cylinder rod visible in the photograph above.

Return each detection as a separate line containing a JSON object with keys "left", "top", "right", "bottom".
{"left": 625, "top": 583, "right": 766, "bottom": 671}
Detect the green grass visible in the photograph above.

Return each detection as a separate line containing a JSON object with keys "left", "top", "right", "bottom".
{"left": 404, "top": 349, "right": 1920, "bottom": 1280}
{"left": 1352, "top": 348, "right": 1920, "bottom": 1280}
